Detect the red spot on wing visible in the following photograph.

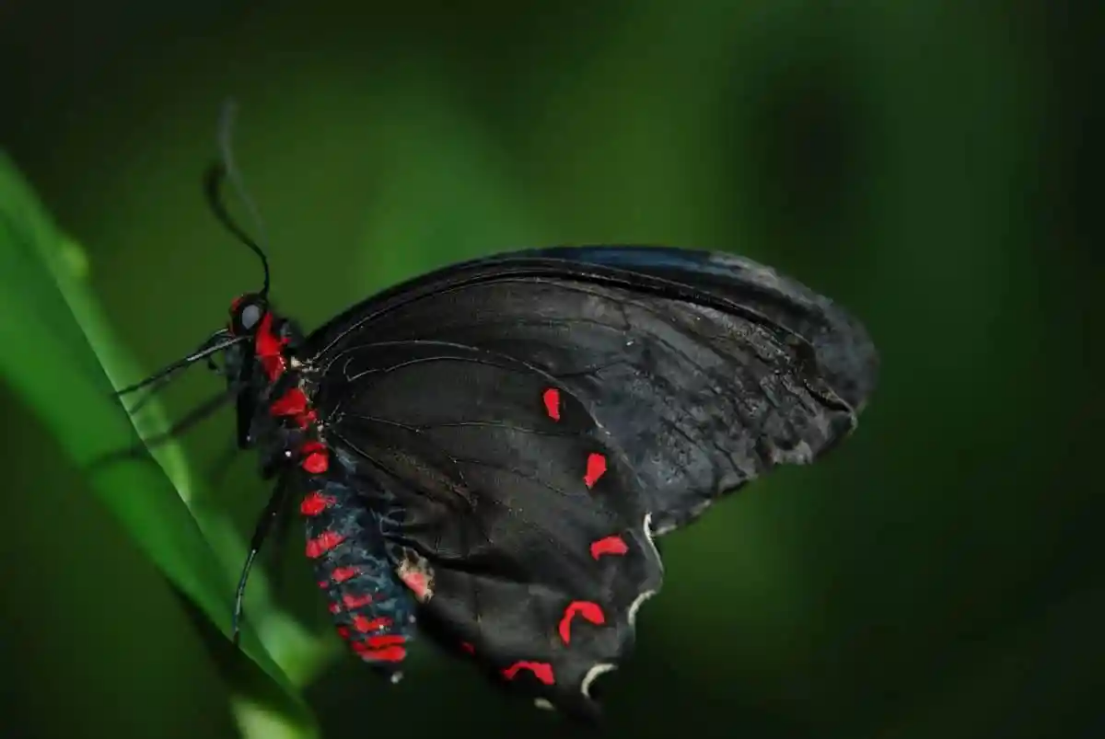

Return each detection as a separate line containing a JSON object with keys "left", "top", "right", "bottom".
{"left": 502, "top": 661, "right": 555, "bottom": 685}
{"left": 558, "top": 601, "right": 606, "bottom": 644}
{"left": 583, "top": 453, "right": 607, "bottom": 488}
{"left": 336, "top": 626, "right": 350, "bottom": 639}
{"left": 365, "top": 634, "right": 407, "bottom": 648}
{"left": 305, "top": 531, "right": 345, "bottom": 558}
{"left": 342, "top": 593, "right": 373, "bottom": 609}
{"left": 352, "top": 615, "right": 391, "bottom": 632}
{"left": 400, "top": 570, "right": 430, "bottom": 600}
{"left": 299, "top": 491, "right": 333, "bottom": 516}
{"left": 300, "top": 441, "right": 330, "bottom": 474}
{"left": 330, "top": 566, "right": 358, "bottom": 583}
{"left": 328, "top": 602, "right": 341, "bottom": 614}
{"left": 590, "top": 535, "right": 629, "bottom": 559}
{"left": 542, "top": 388, "right": 561, "bottom": 421}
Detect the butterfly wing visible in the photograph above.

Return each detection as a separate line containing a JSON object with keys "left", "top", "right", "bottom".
{"left": 313, "top": 341, "right": 663, "bottom": 718}
{"left": 520, "top": 246, "right": 878, "bottom": 412}
{"left": 305, "top": 245, "right": 877, "bottom": 535}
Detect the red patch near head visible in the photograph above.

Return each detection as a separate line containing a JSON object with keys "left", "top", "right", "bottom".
{"left": 542, "top": 388, "right": 561, "bottom": 421}
{"left": 299, "top": 491, "right": 333, "bottom": 516}
{"left": 558, "top": 601, "right": 605, "bottom": 644}
{"left": 502, "top": 661, "right": 555, "bottom": 685}
{"left": 305, "top": 530, "right": 345, "bottom": 558}
{"left": 254, "top": 313, "right": 289, "bottom": 381}
{"left": 583, "top": 453, "right": 607, "bottom": 488}
{"left": 590, "top": 535, "right": 629, "bottom": 559}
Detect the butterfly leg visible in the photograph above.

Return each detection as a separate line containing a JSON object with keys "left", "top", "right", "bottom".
{"left": 232, "top": 476, "right": 291, "bottom": 644}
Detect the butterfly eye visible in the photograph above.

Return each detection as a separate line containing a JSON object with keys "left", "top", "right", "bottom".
{"left": 239, "top": 303, "right": 263, "bottom": 331}
{"left": 229, "top": 293, "right": 267, "bottom": 335}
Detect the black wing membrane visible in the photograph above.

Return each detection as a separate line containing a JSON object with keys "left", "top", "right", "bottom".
{"left": 314, "top": 341, "right": 663, "bottom": 718}
{"left": 306, "top": 246, "right": 878, "bottom": 535}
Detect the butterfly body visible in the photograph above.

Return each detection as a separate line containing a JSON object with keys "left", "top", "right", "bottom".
{"left": 204, "top": 245, "right": 876, "bottom": 719}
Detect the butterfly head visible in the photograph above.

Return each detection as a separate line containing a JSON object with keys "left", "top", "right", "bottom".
{"left": 228, "top": 292, "right": 267, "bottom": 337}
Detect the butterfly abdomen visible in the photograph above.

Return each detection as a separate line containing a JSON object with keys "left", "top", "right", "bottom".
{"left": 301, "top": 478, "right": 417, "bottom": 678}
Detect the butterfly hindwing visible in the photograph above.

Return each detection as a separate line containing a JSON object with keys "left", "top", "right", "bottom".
{"left": 313, "top": 341, "right": 664, "bottom": 717}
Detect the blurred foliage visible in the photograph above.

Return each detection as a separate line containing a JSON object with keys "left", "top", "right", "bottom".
{"left": 0, "top": 156, "right": 318, "bottom": 737}
{"left": 0, "top": 1, "right": 1100, "bottom": 738}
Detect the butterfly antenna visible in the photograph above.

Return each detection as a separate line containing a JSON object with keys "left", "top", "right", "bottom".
{"left": 113, "top": 331, "right": 244, "bottom": 398}
{"left": 206, "top": 99, "right": 272, "bottom": 298}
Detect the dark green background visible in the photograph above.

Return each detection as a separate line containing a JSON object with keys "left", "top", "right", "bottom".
{"left": 1, "top": 1, "right": 1100, "bottom": 737}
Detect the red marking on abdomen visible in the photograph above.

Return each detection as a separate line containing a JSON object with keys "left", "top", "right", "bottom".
{"left": 299, "top": 441, "right": 330, "bottom": 474}
{"left": 583, "top": 453, "right": 607, "bottom": 488}
{"left": 330, "top": 566, "right": 358, "bottom": 583}
{"left": 558, "top": 601, "right": 605, "bottom": 644}
{"left": 342, "top": 593, "right": 373, "bottom": 609}
{"left": 299, "top": 491, "right": 333, "bottom": 516}
{"left": 590, "top": 535, "right": 629, "bottom": 559}
{"left": 305, "top": 531, "right": 345, "bottom": 558}
{"left": 352, "top": 641, "right": 406, "bottom": 662}
{"left": 502, "top": 661, "right": 555, "bottom": 685}
{"left": 352, "top": 615, "right": 391, "bottom": 632}
{"left": 542, "top": 388, "right": 561, "bottom": 421}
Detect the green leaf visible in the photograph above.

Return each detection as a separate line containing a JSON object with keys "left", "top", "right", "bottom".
{"left": 0, "top": 153, "right": 319, "bottom": 739}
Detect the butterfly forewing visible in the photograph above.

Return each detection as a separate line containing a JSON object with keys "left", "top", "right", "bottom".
{"left": 311, "top": 341, "right": 663, "bottom": 717}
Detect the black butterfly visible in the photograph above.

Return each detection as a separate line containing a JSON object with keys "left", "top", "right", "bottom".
{"left": 117, "top": 145, "right": 877, "bottom": 722}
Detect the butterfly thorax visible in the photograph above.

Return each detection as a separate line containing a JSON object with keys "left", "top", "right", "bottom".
{"left": 224, "top": 293, "right": 331, "bottom": 477}
{"left": 226, "top": 292, "right": 419, "bottom": 675}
